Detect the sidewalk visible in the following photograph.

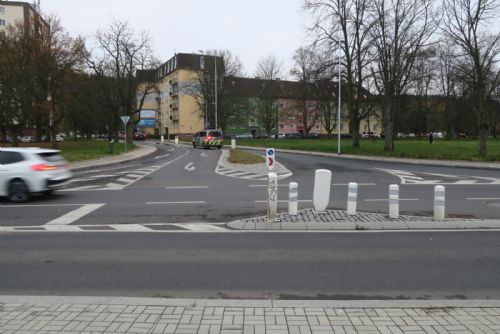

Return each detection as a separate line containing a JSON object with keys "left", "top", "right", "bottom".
{"left": 69, "top": 144, "right": 157, "bottom": 172}
{"left": 1, "top": 295, "right": 500, "bottom": 334}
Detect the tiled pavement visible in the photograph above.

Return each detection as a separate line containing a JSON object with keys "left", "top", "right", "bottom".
{"left": 1, "top": 296, "right": 500, "bottom": 333}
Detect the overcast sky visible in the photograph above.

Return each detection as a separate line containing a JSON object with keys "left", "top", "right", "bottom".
{"left": 40, "top": 0, "right": 312, "bottom": 77}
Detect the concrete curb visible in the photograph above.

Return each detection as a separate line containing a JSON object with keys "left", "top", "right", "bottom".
{"left": 68, "top": 144, "right": 157, "bottom": 172}
{"left": 2, "top": 295, "right": 500, "bottom": 308}
{"left": 236, "top": 145, "right": 500, "bottom": 170}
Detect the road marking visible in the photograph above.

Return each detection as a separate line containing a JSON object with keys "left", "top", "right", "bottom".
{"left": 126, "top": 174, "right": 143, "bottom": 178}
{"left": 44, "top": 225, "right": 82, "bottom": 232}
{"left": 45, "top": 203, "right": 106, "bottom": 225}
{"left": 177, "top": 223, "right": 228, "bottom": 232}
{"left": 75, "top": 164, "right": 142, "bottom": 174}
{"left": 364, "top": 199, "right": 419, "bottom": 202}
{"left": 184, "top": 162, "right": 196, "bottom": 172}
{"left": 0, "top": 203, "right": 88, "bottom": 208}
{"left": 333, "top": 183, "right": 376, "bottom": 186}
{"left": 155, "top": 153, "right": 171, "bottom": 159}
{"left": 254, "top": 200, "right": 312, "bottom": 203}
{"left": 467, "top": 198, "right": 500, "bottom": 200}
{"left": 111, "top": 224, "right": 153, "bottom": 232}
{"left": 146, "top": 201, "right": 206, "bottom": 205}
{"left": 249, "top": 184, "right": 289, "bottom": 188}
{"left": 201, "top": 153, "right": 207, "bottom": 157}
{"left": 165, "top": 186, "right": 209, "bottom": 189}
{"left": 117, "top": 177, "right": 136, "bottom": 183}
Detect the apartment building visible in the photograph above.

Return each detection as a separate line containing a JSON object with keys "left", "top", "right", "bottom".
{"left": 0, "top": 1, "right": 45, "bottom": 33}
{"left": 138, "top": 53, "right": 223, "bottom": 137}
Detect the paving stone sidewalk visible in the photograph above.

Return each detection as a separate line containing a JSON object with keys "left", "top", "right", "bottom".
{"left": 1, "top": 296, "right": 500, "bottom": 334}
{"left": 227, "top": 209, "right": 500, "bottom": 230}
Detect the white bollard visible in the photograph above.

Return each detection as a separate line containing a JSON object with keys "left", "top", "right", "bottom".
{"left": 347, "top": 182, "right": 358, "bottom": 215}
{"left": 161, "top": 135, "right": 164, "bottom": 143}
{"left": 231, "top": 138, "right": 236, "bottom": 149}
{"left": 268, "top": 172, "right": 278, "bottom": 222}
{"left": 288, "top": 182, "right": 298, "bottom": 216}
{"left": 313, "top": 169, "right": 332, "bottom": 212}
{"left": 389, "top": 184, "right": 399, "bottom": 219}
{"left": 174, "top": 136, "right": 179, "bottom": 145}
{"left": 434, "top": 185, "right": 445, "bottom": 221}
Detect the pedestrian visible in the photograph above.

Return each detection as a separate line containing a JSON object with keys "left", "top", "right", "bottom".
{"left": 429, "top": 132, "right": 434, "bottom": 144}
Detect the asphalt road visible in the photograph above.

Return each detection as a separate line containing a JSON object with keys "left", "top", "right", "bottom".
{"left": 0, "top": 141, "right": 499, "bottom": 227}
{"left": 1, "top": 231, "right": 500, "bottom": 299}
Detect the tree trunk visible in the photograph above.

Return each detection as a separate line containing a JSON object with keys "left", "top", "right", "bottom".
{"left": 479, "top": 126, "right": 488, "bottom": 156}
{"left": 351, "top": 118, "right": 360, "bottom": 147}
{"left": 383, "top": 101, "right": 395, "bottom": 152}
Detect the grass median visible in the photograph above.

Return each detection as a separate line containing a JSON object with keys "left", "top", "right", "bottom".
{"left": 1, "top": 140, "right": 137, "bottom": 162}
{"left": 233, "top": 138, "right": 500, "bottom": 162}
{"left": 229, "top": 148, "right": 265, "bottom": 164}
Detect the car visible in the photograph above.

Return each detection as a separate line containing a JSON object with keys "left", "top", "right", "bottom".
{"left": 285, "top": 132, "right": 304, "bottom": 139}
{"left": 0, "top": 148, "right": 73, "bottom": 202}
{"left": 20, "top": 136, "right": 35, "bottom": 143}
{"left": 274, "top": 133, "right": 286, "bottom": 139}
{"left": 193, "top": 129, "right": 224, "bottom": 149}
{"left": 306, "top": 133, "right": 321, "bottom": 139}
{"left": 235, "top": 133, "right": 254, "bottom": 139}
{"left": 133, "top": 132, "right": 146, "bottom": 141}
{"left": 56, "top": 135, "right": 64, "bottom": 142}
{"left": 361, "top": 131, "right": 380, "bottom": 139}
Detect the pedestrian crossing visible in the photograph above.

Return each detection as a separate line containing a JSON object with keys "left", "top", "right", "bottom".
{"left": 215, "top": 166, "right": 292, "bottom": 181}
{"left": 377, "top": 168, "right": 500, "bottom": 185}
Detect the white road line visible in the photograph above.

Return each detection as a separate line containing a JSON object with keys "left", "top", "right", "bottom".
{"left": 165, "top": 186, "right": 209, "bottom": 189}
{"left": 111, "top": 224, "right": 153, "bottom": 232}
{"left": 364, "top": 199, "right": 419, "bottom": 202}
{"left": 45, "top": 203, "right": 106, "bottom": 225}
{"left": 126, "top": 174, "right": 143, "bottom": 178}
{"left": 333, "top": 183, "right": 376, "bottom": 186}
{"left": 184, "top": 162, "right": 196, "bottom": 172}
{"left": 146, "top": 201, "right": 206, "bottom": 205}
{"left": 177, "top": 223, "right": 228, "bottom": 232}
{"left": 44, "top": 225, "right": 83, "bottom": 232}
{"left": 254, "top": 200, "right": 313, "bottom": 203}
{"left": 0, "top": 203, "right": 88, "bottom": 208}
{"left": 467, "top": 198, "right": 500, "bottom": 200}
{"left": 75, "top": 164, "right": 142, "bottom": 174}
{"left": 117, "top": 177, "right": 136, "bottom": 183}
{"left": 249, "top": 184, "right": 289, "bottom": 188}
{"left": 102, "top": 183, "right": 125, "bottom": 190}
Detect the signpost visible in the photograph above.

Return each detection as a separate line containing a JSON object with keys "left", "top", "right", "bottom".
{"left": 120, "top": 116, "right": 130, "bottom": 152}
{"left": 266, "top": 148, "right": 275, "bottom": 171}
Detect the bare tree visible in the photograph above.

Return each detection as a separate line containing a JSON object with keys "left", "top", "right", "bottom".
{"left": 254, "top": 55, "right": 285, "bottom": 80}
{"left": 441, "top": 0, "right": 500, "bottom": 155}
{"left": 291, "top": 47, "right": 321, "bottom": 136}
{"left": 85, "top": 21, "right": 158, "bottom": 143}
{"left": 304, "top": 0, "right": 376, "bottom": 147}
{"left": 370, "top": 0, "right": 434, "bottom": 151}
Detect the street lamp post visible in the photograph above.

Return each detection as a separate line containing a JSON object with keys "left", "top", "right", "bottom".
{"left": 337, "top": 27, "right": 342, "bottom": 156}
{"left": 214, "top": 54, "right": 218, "bottom": 130}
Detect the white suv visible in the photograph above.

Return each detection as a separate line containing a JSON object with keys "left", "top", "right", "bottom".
{"left": 0, "top": 148, "right": 73, "bottom": 202}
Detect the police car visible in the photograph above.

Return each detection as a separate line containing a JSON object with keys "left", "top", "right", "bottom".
{"left": 192, "top": 130, "right": 223, "bottom": 149}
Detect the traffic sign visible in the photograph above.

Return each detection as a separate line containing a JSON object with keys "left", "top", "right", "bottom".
{"left": 266, "top": 148, "right": 275, "bottom": 170}
{"left": 120, "top": 116, "right": 131, "bottom": 125}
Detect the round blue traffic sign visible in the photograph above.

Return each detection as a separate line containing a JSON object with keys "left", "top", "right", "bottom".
{"left": 267, "top": 149, "right": 274, "bottom": 156}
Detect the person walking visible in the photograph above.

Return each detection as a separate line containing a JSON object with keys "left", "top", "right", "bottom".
{"left": 429, "top": 132, "right": 434, "bottom": 144}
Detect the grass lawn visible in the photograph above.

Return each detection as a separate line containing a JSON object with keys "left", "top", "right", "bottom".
{"left": 0, "top": 140, "right": 136, "bottom": 162}
{"left": 228, "top": 149, "right": 265, "bottom": 164}
{"left": 233, "top": 138, "right": 500, "bottom": 162}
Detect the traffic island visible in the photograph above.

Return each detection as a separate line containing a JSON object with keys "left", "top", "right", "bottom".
{"left": 227, "top": 209, "right": 500, "bottom": 231}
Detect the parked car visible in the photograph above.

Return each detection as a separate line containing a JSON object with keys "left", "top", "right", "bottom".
{"left": 19, "top": 136, "right": 35, "bottom": 143}
{"left": 285, "top": 132, "right": 304, "bottom": 139}
{"left": 432, "top": 132, "right": 444, "bottom": 139}
{"left": 306, "top": 133, "right": 321, "bottom": 139}
{"left": 56, "top": 135, "right": 64, "bottom": 142}
{"left": 274, "top": 133, "right": 286, "bottom": 139}
{"left": 361, "top": 131, "right": 380, "bottom": 139}
{"left": 235, "top": 133, "right": 254, "bottom": 139}
{"left": 193, "top": 129, "right": 224, "bottom": 149}
{"left": 0, "top": 147, "right": 73, "bottom": 202}
{"left": 133, "top": 132, "right": 146, "bottom": 141}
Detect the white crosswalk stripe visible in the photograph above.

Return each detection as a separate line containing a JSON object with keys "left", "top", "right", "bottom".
{"left": 377, "top": 168, "right": 500, "bottom": 185}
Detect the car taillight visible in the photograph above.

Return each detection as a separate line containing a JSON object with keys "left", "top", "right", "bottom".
{"left": 206, "top": 136, "right": 212, "bottom": 141}
{"left": 31, "top": 164, "right": 57, "bottom": 171}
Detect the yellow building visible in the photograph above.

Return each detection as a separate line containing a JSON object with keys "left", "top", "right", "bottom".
{"left": 0, "top": 1, "right": 45, "bottom": 33}
{"left": 138, "top": 53, "right": 223, "bottom": 137}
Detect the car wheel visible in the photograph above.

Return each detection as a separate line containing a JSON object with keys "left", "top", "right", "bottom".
{"left": 217, "top": 145, "right": 222, "bottom": 149}
{"left": 193, "top": 142, "right": 196, "bottom": 148}
{"left": 8, "top": 180, "right": 30, "bottom": 203}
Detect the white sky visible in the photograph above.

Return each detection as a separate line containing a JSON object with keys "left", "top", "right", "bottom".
{"left": 40, "top": 0, "right": 312, "bottom": 77}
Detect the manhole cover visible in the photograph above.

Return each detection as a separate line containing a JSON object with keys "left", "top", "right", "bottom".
{"left": 486, "top": 202, "right": 500, "bottom": 208}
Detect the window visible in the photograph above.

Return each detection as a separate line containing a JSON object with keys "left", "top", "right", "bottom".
{"left": 340, "top": 124, "right": 344, "bottom": 130}
{"left": 289, "top": 115, "right": 295, "bottom": 120}
{"left": 374, "top": 125, "right": 378, "bottom": 130}
{"left": 0, "top": 7, "right": 4, "bottom": 14}
{"left": 289, "top": 124, "right": 294, "bottom": 129}
{"left": 316, "top": 125, "right": 320, "bottom": 129}
{"left": 364, "top": 125, "right": 368, "bottom": 131}
{"left": 0, "top": 19, "right": 5, "bottom": 26}
{"left": 0, "top": 152, "right": 24, "bottom": 165}
{"left": 240, "top": 124, "right": 246, "bottom": 129}
{"left": 280, "top": 125, "right": 284, "bottom": 129}
{"left": 279, "top": 103, "right": 284, "bottom": 108}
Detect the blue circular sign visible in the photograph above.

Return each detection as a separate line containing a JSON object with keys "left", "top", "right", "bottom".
{"left": 267, "top": 149, "right": 274, "bottom": 156}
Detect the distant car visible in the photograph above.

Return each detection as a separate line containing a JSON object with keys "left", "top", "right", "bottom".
{"left": 133, "top": 132, "right": 146, "bottom": 141}
{"left": 193, "top": 129, "right": 223, "bottom": 149}
{"left": 56, "top": 135, "right": 64, "bottom": 142}
{"left": 361, "top": 131, "right": 379, "bottom": 139}
{"left": 306, "top": 133, "right": 320, "bottom": 139}
{"left": 236, "top": 133, "right": 254, "bottom": 139}
{"left": 432, "top": 132, "right": 444, "bottom": 139}
{"left": 285, "top": 132, "right": 304, "bottom": 139}
{"left": 19, "top": 136, "right": 35, "bottom": 143}
{"left": 0, "top": 147, "right": 73, "bottom": 202}
{"left": 274, "top": 133, "right": 286, "bottom": 139}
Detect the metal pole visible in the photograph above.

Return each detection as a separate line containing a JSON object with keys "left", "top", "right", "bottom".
{"left": 337, "top": 27, "right": 342, "bottom": 155}
{"left": 215, "top": 55, "right": 218, "bottom": 130}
